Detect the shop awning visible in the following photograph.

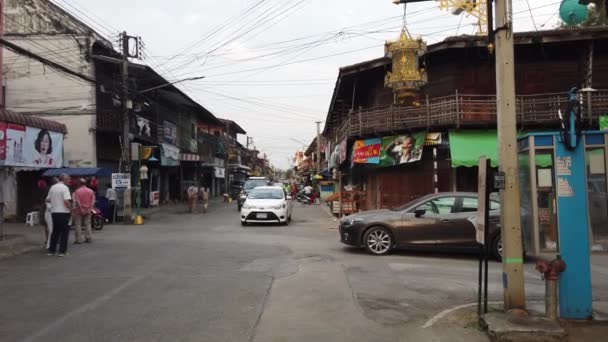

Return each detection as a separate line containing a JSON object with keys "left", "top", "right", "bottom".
{"left": 449, "top": 130, "right": 498, "bottom": 168}
{"left": 42, "top": 167, "right": 112, "bottom": 177}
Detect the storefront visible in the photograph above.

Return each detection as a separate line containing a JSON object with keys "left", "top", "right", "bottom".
{"left": 160, "top": 143, "right": 180, "bottom": 203}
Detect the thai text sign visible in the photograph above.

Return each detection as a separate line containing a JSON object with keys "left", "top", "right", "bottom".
{"left": 352, "top": 138, "right": 381, "bottom": 164}
{"left": 380, "top": 132, "right": 425, "bottom": 166}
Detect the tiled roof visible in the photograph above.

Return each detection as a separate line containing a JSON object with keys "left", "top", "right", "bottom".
{"left": 0, "top": 109, "right": 67, "bottom": 133}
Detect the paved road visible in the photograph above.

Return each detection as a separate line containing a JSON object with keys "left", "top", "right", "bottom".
{"left": 1, "top": 202, "right": 607, "bottom": 341}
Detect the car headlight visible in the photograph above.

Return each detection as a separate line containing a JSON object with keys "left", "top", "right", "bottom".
{"left": 271, "top": 203, "right": 286, "bottom": 209}
{"left": 240, "top": 194, "right": 247, "bottom": 199}
{"left": 242, "top": 204, "right": 253, "bottom": 210}
{"left": 341, "top": 218, "right": 364, "bottom": 226}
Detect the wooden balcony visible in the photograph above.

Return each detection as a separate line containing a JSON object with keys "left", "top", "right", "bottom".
{"left": 334, "top": 90, "right": 608, "bottom": 142}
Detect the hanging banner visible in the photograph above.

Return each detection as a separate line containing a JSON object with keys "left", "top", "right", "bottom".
{"left": 0, "top": 122, "right": 7, "bottom": 161}
{"left": 162, "top": 121, "right": 177, "bottom": 145}
{"left": 380, "top": 132, "right": 425, "bottom": 167}
{"left": 339, "top": 139, "right": 347, "bottom": 163}
{"left": 136, "top": 116, "right": 152, "bottom": 138}
{"left": 352, "top": 138, "right": 381, "bottom": 164}
{"left": 4, "top": 123, "right": 25, "bottom": 165}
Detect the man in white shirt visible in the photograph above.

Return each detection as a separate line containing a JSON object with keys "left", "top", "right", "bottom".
{"left": 105, "top": 184, "right": 117, "bottom": 223}
{"left": 47, "top": 174, "right": 72, "bottom": 257}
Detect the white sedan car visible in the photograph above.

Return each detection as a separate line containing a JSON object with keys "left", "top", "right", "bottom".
{"left": 240, "top": 186, "right": 293, "bottom": 226}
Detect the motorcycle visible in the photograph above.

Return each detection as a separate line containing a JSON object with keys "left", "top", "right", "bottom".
{"left": 91, "top": 206, "right": 105, "bottom": 230}
{"left": 296, "top": 190, "right": 321, "bottom": 205}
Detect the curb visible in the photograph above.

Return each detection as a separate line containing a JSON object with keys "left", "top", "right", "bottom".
{"left": 0, "top": 236, "right": 42, "bottom": 260}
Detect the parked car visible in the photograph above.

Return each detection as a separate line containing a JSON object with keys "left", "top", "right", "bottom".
{"left": 237, "top": 177, "right": 270, "bottom": 210}
{"left": 339, "top": 192, "right": 503, "bottom": 259}
{"left": 240, "top": 186, "right": 293, "bottom": 226}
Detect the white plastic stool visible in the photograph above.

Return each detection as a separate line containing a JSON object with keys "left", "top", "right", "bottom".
{"left": 26, "top": 211, "right": 40, "bottom": 227}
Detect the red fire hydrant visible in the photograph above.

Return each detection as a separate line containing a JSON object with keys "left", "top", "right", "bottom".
{"left": 535, "top": 255, "right": 566, "bottom": 320}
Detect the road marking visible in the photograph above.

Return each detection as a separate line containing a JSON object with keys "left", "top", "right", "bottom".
{"left": 421, "top": 301, "right": 501, "bottom": 329}
{"left": 21, "top": 274, "right": 145, "bottom": 342}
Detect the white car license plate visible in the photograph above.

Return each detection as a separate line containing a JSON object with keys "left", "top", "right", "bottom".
{"left": 256, "top": 213, "right": 268, "bottom": 219}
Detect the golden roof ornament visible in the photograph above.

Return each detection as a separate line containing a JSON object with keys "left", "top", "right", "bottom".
{"left": 384, "top": 27, "right": 428, "bottom": 105}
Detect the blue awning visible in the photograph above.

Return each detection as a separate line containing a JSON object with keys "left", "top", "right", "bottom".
{"left": 42, "top": 167, "right": 113, "bottom": 177}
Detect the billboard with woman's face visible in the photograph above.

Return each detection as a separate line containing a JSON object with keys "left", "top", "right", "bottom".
{"left": 25, "top": 128, "right": 64, "bottom": 168}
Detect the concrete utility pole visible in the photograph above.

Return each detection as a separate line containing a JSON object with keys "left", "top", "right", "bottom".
{"left": 315, "top": 121, "right": 322, "bottom": 173}
{"left": 121, "top": 31, "right": 131, "bottom": 173}
{"left": 494, "top": 0, "right": 526, "bottom": 311}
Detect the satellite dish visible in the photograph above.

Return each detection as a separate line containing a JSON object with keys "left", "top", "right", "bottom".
{"left": 559, "top": 0, "right": 588, "bottom": 25}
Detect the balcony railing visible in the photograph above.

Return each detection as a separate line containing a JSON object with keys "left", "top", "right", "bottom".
{"left": 333, "top": 90, "right": 608, "bottom": 142}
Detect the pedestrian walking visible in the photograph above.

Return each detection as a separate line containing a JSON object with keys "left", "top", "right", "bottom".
{"left": 187, "top": 185, "right": 198, "bottom": 213}
{"left": 200, "top": 186, "right": 210, "bottom": 214}
{"left": 105, "top": 184, "right": 116, "bottom": 223}
{"left": 44, "top": 177, "right": 59, "bottom": 248}
{"left": 72, "top": 178, "right": 96, "bottom": 244}
{"left": 47, "top": 174, "right": 72, "bottom": 257}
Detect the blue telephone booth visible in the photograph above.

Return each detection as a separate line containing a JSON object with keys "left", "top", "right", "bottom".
{"left": 518, "top": 130, "right": 608, "bottom": 319}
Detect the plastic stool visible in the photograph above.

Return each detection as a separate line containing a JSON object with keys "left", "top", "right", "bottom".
{"left": 26, "top": 211, "right": 40, "bottom": 227}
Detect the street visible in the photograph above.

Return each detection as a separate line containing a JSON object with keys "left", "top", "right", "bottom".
{"left": 1, "top": 202, "right": 607, "bottom": 342}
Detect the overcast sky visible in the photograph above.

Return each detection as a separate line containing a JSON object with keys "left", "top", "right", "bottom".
{"left": 62, "top": 0, "right": 564, "bottom": 169}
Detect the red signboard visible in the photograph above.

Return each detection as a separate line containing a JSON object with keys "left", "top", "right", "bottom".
{"left": 352, "top": 138, "right": 381, "bottom": 164}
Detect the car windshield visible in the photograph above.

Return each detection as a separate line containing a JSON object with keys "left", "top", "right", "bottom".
{"left": 244, "top": 179, "right": 268, "bottom": 190}
{"left": 248, "top": 189, "right": 284, "bottom": 200}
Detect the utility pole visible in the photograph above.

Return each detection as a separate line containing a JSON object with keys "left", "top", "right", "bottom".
{"left": 120, "top": 31, "right": 131, "bottom": 173}
{"left": 315, "top": 121, "right": 322, "bottom": 173}
{"left": 494, "top": 0, "right": 526, "bottom": 311}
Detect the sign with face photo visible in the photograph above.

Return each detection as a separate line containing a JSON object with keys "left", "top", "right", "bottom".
{"left": 379, "top": 132, "right": 425, "bottom": 167}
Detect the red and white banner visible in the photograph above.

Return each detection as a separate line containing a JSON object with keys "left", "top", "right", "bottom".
{"left": 179, "top": 153, "right": 200, "bottom": 162}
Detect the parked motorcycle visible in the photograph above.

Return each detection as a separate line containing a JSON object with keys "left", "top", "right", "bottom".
{"left": 91, "top": 206, "right": 105, "bottom": 230}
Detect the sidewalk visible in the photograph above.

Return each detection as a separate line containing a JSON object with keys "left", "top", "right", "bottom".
{"left": 0, "top": 222, "right": 45, "bottom": 259}
{"left": 0, "top": 197, "right": 229, "bottom": 259}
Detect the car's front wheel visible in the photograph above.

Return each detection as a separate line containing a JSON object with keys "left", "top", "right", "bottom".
{"left": 492, "top": 235, "right": 502, "bottom": 261}
{"left": 363, "top": 226, "right": 393, "bottom": 255}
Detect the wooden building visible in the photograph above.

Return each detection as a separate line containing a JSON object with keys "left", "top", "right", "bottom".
{"left": 323, "top": 28, "right": 608, "bottom": 210}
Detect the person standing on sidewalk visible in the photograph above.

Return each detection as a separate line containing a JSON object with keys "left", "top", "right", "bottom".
{"left": 105, "top": 184, "right": 116, "bottom": 223}
{"left": 187, "top": 185, "right": 198, "bottom": 213}
{"left": 47, "top": 174, "right": 72, "bottom": 257}
{"left": 200, "top": 186, "right": 209, "bottom": 214}
{"left": 72, "top": 178, "right": 96, "bottom": 244}
{"left": 44, "top": 177, "right": 59, "bottom": 248}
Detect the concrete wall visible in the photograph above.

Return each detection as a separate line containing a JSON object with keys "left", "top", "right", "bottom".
{"left": 2, "top": 0, "right": 113, "bottom": 168}
{"left": 3, "top": 36, "right": 97, "bottom": 167}
{"left": 0, "top": 168, "right": 17, "bottom": 219}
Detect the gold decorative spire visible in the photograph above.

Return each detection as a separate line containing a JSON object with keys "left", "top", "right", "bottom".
{"left": 384, "top": 12, "right": 428, "bottom": 105}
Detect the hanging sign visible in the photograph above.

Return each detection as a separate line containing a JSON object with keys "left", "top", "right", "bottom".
{"left": 379, "top": 132, "right": 425, "bottom": 167}
{"left": 352, "top": 138, "right": 381, "bottom": 164}
{"left": 112, "top": 173, "right": 131, "bottom": 190}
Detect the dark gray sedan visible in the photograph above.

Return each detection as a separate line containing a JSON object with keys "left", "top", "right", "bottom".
{"left": 339, "top": 192, "right": 503, "bottom": 259}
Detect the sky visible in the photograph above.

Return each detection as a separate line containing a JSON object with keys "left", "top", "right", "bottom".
{"left": 57, "top": 0, "right": 565, "bottom": 169}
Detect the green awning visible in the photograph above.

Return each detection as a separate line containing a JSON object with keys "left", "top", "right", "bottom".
{"left": 449, "top": 130, "right": 498, "bottom": 168}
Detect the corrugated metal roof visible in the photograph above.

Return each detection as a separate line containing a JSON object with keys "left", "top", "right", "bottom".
{"left": 0, "top": 109, "right": 67, "bottom": 133}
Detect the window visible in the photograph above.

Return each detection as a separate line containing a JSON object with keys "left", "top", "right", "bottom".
{"left": 416, "top": 197, "right": 456, "bottom": 215}
{"left": 459, "top": 197, "right": 500, "bottom": 213}
{"left": 461, "top": 197, "right": 478, "bottom": 212}
{"left": 191, "top": 123, "right": 197, "bottom": 140}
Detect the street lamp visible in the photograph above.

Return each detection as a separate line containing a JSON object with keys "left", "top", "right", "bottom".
{"left": 139, "top": 76, "right": 206, "bottom": 94}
